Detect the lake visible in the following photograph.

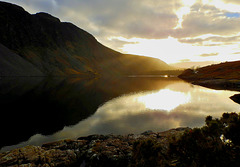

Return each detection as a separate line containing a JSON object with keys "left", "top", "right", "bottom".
{"left": 1, "top": 76, "right": 239, "bottom": 152}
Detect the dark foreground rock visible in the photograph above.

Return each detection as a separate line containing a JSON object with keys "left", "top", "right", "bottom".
{"left": 0, "top": 128, "right": 189, "bottom": 167}
{"left": 230, "top": 94, "right": 240, "bottom": 104}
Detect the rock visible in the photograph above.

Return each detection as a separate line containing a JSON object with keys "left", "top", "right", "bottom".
{"left": 230, "top": 93, "right": 240, "bottom": 104}
{"left": 0, "top": 145, "right": 78, "bottom": 167}
{"left": 0, "top": 128, "right": 190, "bottom": 167}
{"left": 141, "top": 130, "right": 153, "bottom": 135}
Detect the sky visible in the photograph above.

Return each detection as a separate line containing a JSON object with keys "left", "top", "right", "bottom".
{"left": 3, "top": 0, "right": 240, "bottom": 67}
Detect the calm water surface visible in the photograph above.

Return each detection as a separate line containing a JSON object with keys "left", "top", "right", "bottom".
{"left": 1, "top": 77, "right": 240, "bottom": 151}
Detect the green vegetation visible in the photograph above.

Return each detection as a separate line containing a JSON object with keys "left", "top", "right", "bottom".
{"left": 132, "top": 112, "right": 240, "bottom": 167}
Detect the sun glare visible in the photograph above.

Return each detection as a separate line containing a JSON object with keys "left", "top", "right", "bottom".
{"left": 111, "top": 35, "right": 240, "bottom": 64}
{"left": 119, "top": 37, "right": 190, "bottom": 64}
{"left": 174, "top": 7, "right": 190, "bottom": 29}
{"left": 106, "top": 0, "right": 240, "bottom": 65}
{"left": 174, "top": 0, "right": 197, "bottom": 29}
{"left": 137, "top": 89, "right": 191, "bottom": 111}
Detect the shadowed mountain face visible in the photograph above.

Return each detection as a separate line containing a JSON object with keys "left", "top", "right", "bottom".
{"left": 0, "top": 2, "right": 173, "bottom": 76}
{"left": 0, "top": 44, "right": 44, "bottom": 76}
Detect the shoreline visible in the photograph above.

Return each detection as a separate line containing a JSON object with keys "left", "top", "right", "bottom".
{"left": 0, "top": 127, "right": 189, "bottom": 167}
{"left": 189, "top": 79, "right": 240, "bottom": 91}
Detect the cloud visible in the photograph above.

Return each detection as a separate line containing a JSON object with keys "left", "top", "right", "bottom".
{"left": 79, "top": 0, "right": 181, "bottom": 39}
{"left": 2, "top": 0, "right": 240, "bottom": 64}
{"left": 2, "top": 0, "right": 181, "bottom": 40}
{"left": 179, "top": 35, "right": 240, "bottom": 46}
{"left": 222, "top": 0, "right": 240, "bottom": 5}
{"left": 4, "top": 0, "right": 240, "bottom": 41}
{"left": 180, "top": 59, "right": 191, "bottom": 62}
{"left": 103, "top": 38, "right": 138, "bottom": 51}
{"left": 233, "top": 52, "right": 240, "bottom": 54}
{"left": 199, "top": 53, "right": 219, "bottom": 57}
{"left": 173, "top": 2, "right": 240, "bottom": 38}
{"left": 3, "top": 0, "right": 59, "bottom": 13}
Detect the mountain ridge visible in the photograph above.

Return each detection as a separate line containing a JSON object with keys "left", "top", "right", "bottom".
{"left": 0, "top": 1, "right": 173, "bottom": 77}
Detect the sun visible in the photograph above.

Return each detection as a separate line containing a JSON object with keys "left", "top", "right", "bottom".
{"left": 119, "top": 37, "right": 187, "bottom": 64}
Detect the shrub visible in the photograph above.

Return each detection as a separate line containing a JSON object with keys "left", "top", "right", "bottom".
{"left": 131, "top": 139, "right": 167, "bottom": 167}
{"left": 130, "top": 113, "right": 240, "bottom": 167}
{"left": 169, "top": 112, "right": 240, "bottom": 167}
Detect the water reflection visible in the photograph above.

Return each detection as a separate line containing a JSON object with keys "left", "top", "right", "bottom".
{"left": 2, "top": 78, "right": 239, "bottom": 152}
{"left": 137, "top": 89, "right": 191, "bottom": 111}
{"left": 0, "top": 77, "right": 179, "bottom": 150}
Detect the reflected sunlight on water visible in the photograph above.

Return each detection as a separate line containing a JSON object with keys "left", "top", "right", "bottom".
{"left": 137, "top": 89, "right": 191, "bottom": 111}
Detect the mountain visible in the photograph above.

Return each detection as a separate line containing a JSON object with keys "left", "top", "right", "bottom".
{"left": 0, "top": 1, "right": 173, "bottom": 76}
{"left": 0, "top": 43, "right": 44, "bottom": 76}
{"left": 171, "top": 61, "right": 217, "bottom": 69}
{"left": 178, "top": 61, "right": 240, "bottom": 91}
{"left": 179, "top": 61, "right": 240, "bottom": 80}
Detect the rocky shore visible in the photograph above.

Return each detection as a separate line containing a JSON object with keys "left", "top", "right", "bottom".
{"left": 0, "top": 128, "right": 189, "bottom": 167}
{"left": 191, "top": 79, "right": 240, "bottom": 91}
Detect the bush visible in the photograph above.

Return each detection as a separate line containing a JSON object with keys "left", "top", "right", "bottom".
{"left": 130, "top": 113, "right": 240, "bottom": 167}
{"left": 131, "top": 139, "right": 167, "bottom": 167}
{"left": 169, "top": 112, "right": 240, "bottom": 167}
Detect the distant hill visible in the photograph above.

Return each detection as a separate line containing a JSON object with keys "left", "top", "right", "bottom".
{"left": 171, "top": 61, "right": 217, "bottom": 69}
{"left": 179, "top": 61, "right": 240, "bottom": 80}
{"left": 0, "top": 1, "right": 173, "bottom": 76}
{"left": 179, "top": 61, "right": 240, "bottom": 91}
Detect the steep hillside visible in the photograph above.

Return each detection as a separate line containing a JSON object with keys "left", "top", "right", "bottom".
{"left": 0, "top": 43, "right": 44, "bottom": 76}
{"left": 0, "top": 2, "right": 173, "bottom": 76}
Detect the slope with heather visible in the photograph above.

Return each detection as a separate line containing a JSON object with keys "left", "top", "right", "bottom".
{"left": 179, "top": 61, "right": 240, "bottom": 91}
